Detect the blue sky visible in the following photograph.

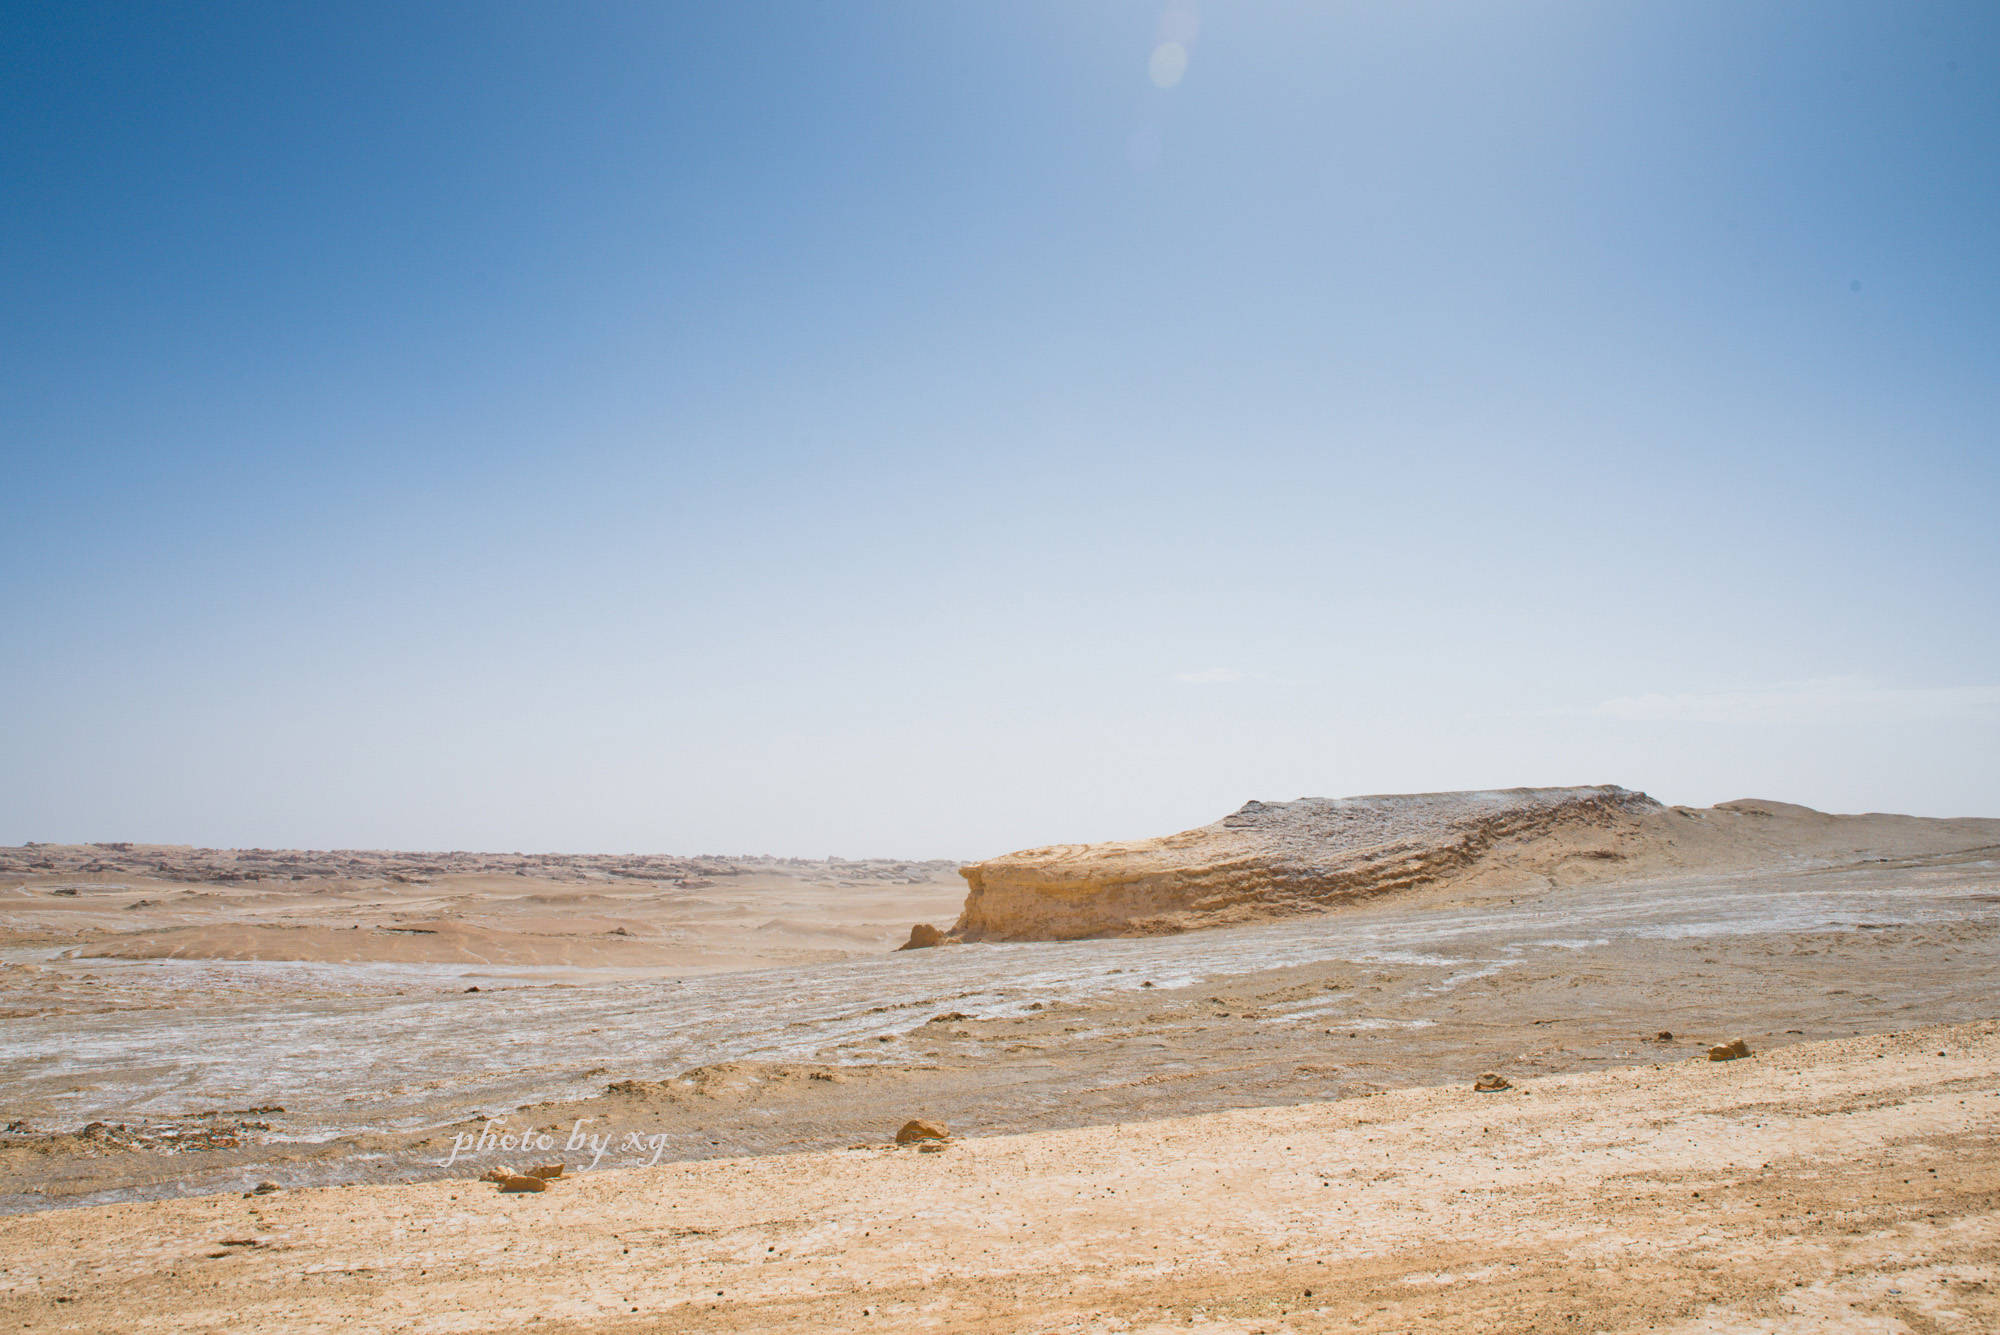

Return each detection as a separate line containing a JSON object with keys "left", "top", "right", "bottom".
{"left": 4, "top": 2, "right": 1996, "bottom": 856}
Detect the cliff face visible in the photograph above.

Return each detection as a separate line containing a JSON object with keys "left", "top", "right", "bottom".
{"left": 952, "top": 786, "right": 1675, "bottom": 941}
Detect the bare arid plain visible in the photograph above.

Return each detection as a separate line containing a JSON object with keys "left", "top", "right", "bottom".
{"left": 3, "top": 787, "right": 1998, "bottom": 1333}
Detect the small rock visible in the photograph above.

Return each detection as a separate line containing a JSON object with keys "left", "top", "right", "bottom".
{"left": 464, "top": 986, "right": 481, "bottom": 993}
{"left": 1655, "top": 1030, "right": 1674, "bottom": 1042}
{"left": 895, "top": 1119, "right": 949, "bottom": 1145}
{"left": 1473, "top": 1073, "right": 1512, "bottom": 1092}
{"left": 525, "top": 1163, "right": 564, "bottom": 1179}
{"left": 1707, "top": 1038, "right": 1752, "bottom": 1062}
{"left": 496, "top": 1174, "right": 548, "bottom": 1193}
{"left": 899, "top": 923, "right": 946, "bottom": 950}
{"left": 251, "top": 1181, "right": 281, "bottom": 1195}
{"left": 917, "top": 1142, "right": 946, "bottom": 1154}
{"left": 925, "top": 1012, "right": 970, "bottom": 1025}
{"left": 480, "top": 1164, "right": 518, "bottom": 1183}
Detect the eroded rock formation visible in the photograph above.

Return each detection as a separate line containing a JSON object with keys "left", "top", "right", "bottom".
{"left": 953, "top": 785, "right": 1675, "bottom": 941}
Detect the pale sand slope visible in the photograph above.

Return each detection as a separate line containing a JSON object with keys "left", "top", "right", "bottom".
{"left": 952, "top": 787, "right": 2000, "bottom": 940}
{"left": 5, "top": 1024, "right": 1995, "bottom": 1334}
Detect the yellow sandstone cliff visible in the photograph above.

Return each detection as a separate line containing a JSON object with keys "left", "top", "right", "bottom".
{"left": 944, "top": 785, "right": 2000, "bottom": 941}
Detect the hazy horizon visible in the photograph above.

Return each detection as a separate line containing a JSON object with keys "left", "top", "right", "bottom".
{"left": 5, "top": 3, "right": 1997, "bottom": 859}
{"left": 7, "top": 776, "right": 1993, "bottom": 864}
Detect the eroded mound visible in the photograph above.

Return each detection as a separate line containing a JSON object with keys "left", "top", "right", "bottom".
{"left": 953, "top": 785, "right": 2000, "bottom": 942}
{"left": 954, "top": 785, "right": 1667, "bottom": 940}
{"left": 953, "top": 780, "right": 2000, "bottom": 942}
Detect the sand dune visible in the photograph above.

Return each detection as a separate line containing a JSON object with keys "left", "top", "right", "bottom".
{"left": 950, "top": 785, "right": 2000, "bottom": 940}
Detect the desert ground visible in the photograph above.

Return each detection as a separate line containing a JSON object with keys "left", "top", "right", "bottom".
{"left": 3, "top": 1023, "right": 1995, "bottom": 1333}
{"left": 2, "top": 791, "right": 1998, "bottom": 1330}
{"left": 0, "top": 843, "right": 968, "bottom": 972}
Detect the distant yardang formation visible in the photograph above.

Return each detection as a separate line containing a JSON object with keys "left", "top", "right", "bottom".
{"left": 941, "top": 785, "right": 1999, "bottom": 941}
{"left": 952, "top": 785, "right": 1657, "bottom": 940}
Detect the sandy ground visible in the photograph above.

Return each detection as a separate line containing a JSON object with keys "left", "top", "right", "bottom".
{"left": 5, "top": 843, "right": 1997, "bottom": 1212}
{"left": 0, "top": 844, "right": 966, "bottom": 972}
{"left": 3, "top": 1021, "right": 1994, "bottom": 1333}
{"left": 3, "top": 813, "right": 1996, "bottom": 1331}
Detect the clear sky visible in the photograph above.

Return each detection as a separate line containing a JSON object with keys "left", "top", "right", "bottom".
{"left": 4, "top": 2, "right": 1996, "bottom": 857}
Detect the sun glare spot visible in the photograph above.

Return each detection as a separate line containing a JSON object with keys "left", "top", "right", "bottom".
{"left": 1149, "top": 41, "right": 1188, "bottom": 89}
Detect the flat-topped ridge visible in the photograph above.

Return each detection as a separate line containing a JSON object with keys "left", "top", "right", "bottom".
{"left": 941, "top": 785, "right": 1994, "bottom": 942}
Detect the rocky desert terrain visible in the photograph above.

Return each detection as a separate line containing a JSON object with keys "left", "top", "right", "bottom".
{"left": 3, "top": 1023, "right": 1995, "bottom": 1333}
{"left": 0, "top": 843, "right": 966, "bottom": 971}
{"left": 2, "top": 789, "right": 1998, "bottom": 1330}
